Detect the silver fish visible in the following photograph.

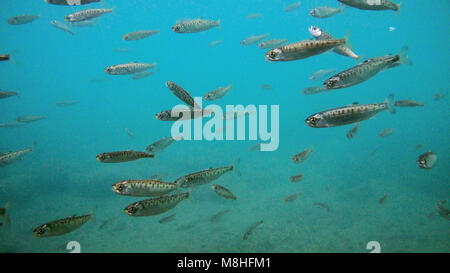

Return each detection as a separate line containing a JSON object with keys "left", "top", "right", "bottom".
{"left": 16, "top": 115, "right": 46, "bottom": 123}
{"left": 132, "top": 71, "right": 154, "bottom": 80}
{"left": 46, "top": 0, "right": 100, "bottom": 6}
{"left": 8, "top": 15, "right": 40, "bottom": 25}
{"left": 166, "top": 81, "right": 198, "bottom": 108}
{"left": 246, "top": 13, "right": 262, "bottom": 20}
{"left": 96, "top": 150, "right": 154, "bottom": 163}
{"left": 172, "top": 19, "right": 220, "bottom": 33}
{"left": 33, "top": 213, "right": 93, "bottom": 237}
{"left": 174, "top": 166, "right": 234, "bottom": 188}
{"left": 112, "top": 179, "right": 179, "bottom": 197}
{"left": 301, "top": 86, "right": 327, "bottom": 95}
{"left": 241, "top": 33, "right": 270, "bottom": 46}
{"left": 209, "top": 40, "right": 224, "bottom": 47}
{"left": 124, "top": 192, "right": 189, "bottom": 216}
{"left": 285, "top": 2, "right": 301, "bottom": 12}
{"left": 50, "top": 20, "right": 75, "bottom": 35}
{"left": 123, "top": 30, "right": 159, "bottom": 41}
{"left": 378, "top": 128, "right": 394, "bottom": 137}
{"left": 211, "top": 184, "right": 237, "bottom": 200}
{"left": 204, "top": 84, "right": 233, "bottom": 101}
{"left": 309, "top": 69, "right": 337, "bottom": 81}
{"left": 338, "top": 0, "right": 400, "bottom": 13}
{"left": 258, "top": 39, "right": 288, "bottom": 49}
{"left": 145, "top": 136, "right": 178, "bottom": 154}
{"left": 393, "top": 100, "right": 424, "bottom": 107}
{"left": 309, "top": 26, "right": 359, "bottom": 60}
{"left": 417, "top": 152, "right": 437, "bottom": 169}
{"left": 0, "top": 146, "right": 33, "bottom": 167}
{"left": 310, "top": 6, "right": 344, "bottom": 18}
{"left": 65, "top": 8, "right": 113, "bottom": 22}
{"left": 105, "top": 62, "right": 156, "bottom": 75}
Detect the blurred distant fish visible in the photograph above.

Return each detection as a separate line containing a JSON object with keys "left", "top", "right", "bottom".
{"left": 125, "top": 127, "right": 134, "bottom": 138}
{"left": 155, "top": 108, "right": 208, "bottom": 121}
{"left": 65, "top": 8, "right": 113, "bottom": 22}
{"left": 210, "top": 209, "right": 230, "bottom": 223}
{"left": 309, "top": 69, "right": 337, "bottom": 81}
{"left": 417, "top": 151, "right": 437, "bottom": 169}
{"left": 393, "top": 100, "right": 424, "bottom": 107}
{"left": 314, "top": 202, "right": 330, "bottom": 212}
{"left": 378, "top": 194, "right": 387, "bottom": 204}
{"left": 132, "top": 71, "right": 154, "bottom": 80}
{"left": 260, "top": 84, "right": 273, "bottom": 90}
{"left": 246, "top": 13, "right": 262, "bottom": 19}
{"left": 113, "top": 48, "right": 131, "bottom": 53}
{"left": 434, "top": 93, "right": 446, "bottom": 101}
{"left": 124, "top": 192, "right": 189, "bottom": 217}
{"left": 209, "top": 39, "right": 224, "bottom": 47}
{"left": 389, "top": 26, "right": 396, "bottom": 32}
{"left": 0, "top": 54, "right": 11, "bottom": 61}
{"left": 16, "top": 115, "right": 46, "bottom": 123}
{"left": 292, "top": 148, "right": 313, "bottom": 163}
{"left": 301, "top": 86, "right": 327, "bottom": 95}
{"left": 284, "top": 193, "right": 301, "bottom": 202}
{"left": 309, "top": 6, "right": 344, "bottom": 18}
{"left": 204, "top": 84, "right": 233, "bottom": 101}
{"left": 309, "top": 26, "right": 359, "bottom": 60}
{"left": 145, "top": 136, "right": 179, "bottom": 154}
{"left": 258, "top": 39, "right": 288, "bottom": 49}
{"left": 50, "top": 20, "right": 74, "bottom": 35}
{"left": 241, "top": 33, "right": 269, "bottom": 46}
{"left": 166, "top": 81, "right": 199, "bottom": 108}
{"left": 123, "top": 30, "right": 159, "bottom": 41}
{"left": 378, "top": 128, "right": 394, "bottom": 137}
{"left": 249, "top": 143, "right": 262, "bottom": 152}
{"left": 33, "top": 213, "right": 93, "bottom": 237}
{"left": 46, "top": 0, "right": 101, "bottom": 6}
{"left": 211, "top": 184, "right": 237, "bottom": 200}
{"left": 284, "top": 2, "right": 301, "bottom": 12}
{"left": 112, "top": 179, "right": 179, "bottom": 197}
{"left": 0, "top": 122, "right": 27, "bottom": 129}
{"left": 172, "top": 18, "right": 220, "bottom": 33}
{"left": 70, "top": 20, "right": 95, "bottom": 27}
{"left": 338, "top": 0, "right": 400, "bottom": 13}
{"left": 346, "top": 123, "right": 360, "bottom": 139}
{"left": 8, "top": 15, "right": 40, "bottom": 25}
{"left": 436, "top": 200, "right": 450, "bottom": 220}
{"left": 96, "top": 150, "right": 154, "bottom": 163}
{"left": 55, "top": 100, "right": 79, "bottom": 107}
{"left": 243, "top": 220, "right": 263, "bottom": 240}
{"left": 0, "top": 202, "right": 10, "bottom": 224}
{"left": 0, "top": 90, "right": 19, "bottom": 99}
{"left": 159, "top": 213, "right": 176, "bottom": 224}
{"left": 414, "top": 144, "right": 424, "bottom": 151}
{"left": 105, "top": 62, "right": 156, "bottom": 75}
{"left": 0, "top": 146, "right": 33, "bottom": 167}
{"left": 174, "top": 166, "right": 234, "bottom": 188}
{"left": 290, "top": 174, "right": 303, "bottom": 183}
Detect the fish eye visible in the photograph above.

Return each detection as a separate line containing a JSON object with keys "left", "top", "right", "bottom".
{"left": 127, "top": 206, "right": 137, "bottom": 214}
{"left": 269, "top": 51, "right": 277, "bottom": 58}
{"left": 116, "top": 184, "right": 124, "bottom": 192}
{"left": 173, "top": 25, "right": 180, "bottom": 31}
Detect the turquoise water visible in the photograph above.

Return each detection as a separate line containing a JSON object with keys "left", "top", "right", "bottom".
{"left": 0, "top": 0, "right": 449, "bottom": 253}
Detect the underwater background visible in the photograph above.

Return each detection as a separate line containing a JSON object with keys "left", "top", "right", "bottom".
{"left": 0, "top": 0, "right": 449, "bottom": 252}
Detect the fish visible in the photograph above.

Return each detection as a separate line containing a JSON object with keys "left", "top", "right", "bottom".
{"left": 434, "top": 94, "right": 446, "bottom": 101}
{"left": 210, "top": 210, "right": 230, "bottom": 223}
{"left": 0, "top": 146, "right": 33, "bottom": 167}
{"left": 55, "top": 100, "right": 79, "bottom": 107}
{"left": 309, "top": 69, "right": 337, "bottom": 81}
{"left": 50, "top": 20, "right": 75, "bottom": 35}
{"left": 241, "top": 34, "right": 270, "bottom": 46}
{"left": 393, "top": 100, "right": 424, "bottom": 107}
{"left": 314, "top": 202, "right": 330, "bottom": 212}
{"left": 204, "top": 84, "right": 233, "bottom": 101}
{"left": 125, "top": 128, "right": 134, "bottom": 138}
{"left": 249, "top": 143, "right": 262, "bottom": 152}
{"left": 417, "top": 152, "right": 437, "bottom": 169}
{"left": 124, "top": 192, "right": 189, "bottom": 216}
{"left": 260, "top": 84, "right": 273, "bottom": 90}
{"left": 243, "top": 220, "right": 263, "bottom": 240}
{"left": 70, "top": 20, "right": 95, "bottom": 27}
{"left": 172, "top": 19, "right": 220, "bottom": 33}
{"left": 145, "top": 136, "right": 178, "bottom": 154}
{"left": 346, "top": 123, "right": 361, "bottom": 139}
{"left": 209, "top": 40, "right": 224, "bottom": 47}
{"left": 258, "top": 39, "right": 288, "bottom": 49}
{"left": 132, "top": 71, "right": 154, "bottom": 80}
{"left": 65, "top": 8, "right": 113, "bottom": 22}
{"left": 246, "top": 13, "right": 263, "bottom": 20}
{"left": 265, "top": 36, "right": 348, "bottom": 61}
{"left": 46, "top": 0, "right": 101, "bottom": 5}
{"left": 174, "top": 166, "right": 234, "bottom": 188}
{"left": 414, "top": 144, "right": 424, "bottom": 151}
{"left": 112, "top": 179, "right": 179, "bottom": 197}
{"left": 290, "top": 174, "right": 303, "bottom": 183}
{"left": 159, "top": 213, "right": 176, "bottom": 224}
{"left": 285, "top": 2, "right": 301, "bottom": 12}
{"left": 309, "top": 6, "right": 344, "bottom": 18}
{"left": 16, "top": 115, "right": 46, "bottom": 123}
{"left": 156, "top": 108, "right": 212, "bottom": 121}
{"left": 0, "top": 202, "right": 10, "bottom": 224}
{"left": 379, "top": 194, "right": 388, "bottom": 204}
{"left": 324, "top": 46, "right": 411, "bottom": 90}
{"left": 308, "top": 26, "right": 359, "bottom": 60}
{"left": 301, "top": 86, "right": 328, "bottom": 95}
{"left": 8, "top": 15, "right": 40, "bottom": 25}
{"left": 166, "top": 81, "right": 198, "bottom": 108}
{"left": 98, "top": 217, "right": 115, "bottom": 231}
{"left": 436, "top": 200, "right": 450, "bottom": 220}
{"left": 0, "top": 54, "right": 11, "bottom": 61}
{"left": 0, "top": 122, "right": 27, "bottom": 129}
{"left": 33, "top": 213, "right": 93, "bottom": 237}
{"left": 292, "top": 148, "right": 313, "bottom": 163}
{"left": 284, "top": 193, "right": 301, "bottom": 202}
{"left": 338, "top": 0, "right": 400, "bottom": 13}
{"left": 123, "top": 30, "right": 159, "bottom": 41}
{"left": 306, "top": 99, "right": 395, "bottom": 128}
{"left": 211, "top": 184, "right": 237, "bottom": 200}
{"left": 378, "top": 128, "right": 394, "bottom": 137}
{"left": 0, "top": 91, "right": 19, "bottom": 99}
{"left": 105, "top": 62, "right": 157, "bottom": 75}
{"left": 96, "top": 150, "right": 154, "bottom": 163}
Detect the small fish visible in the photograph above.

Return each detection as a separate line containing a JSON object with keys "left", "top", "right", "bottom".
{"left": 209, "top": 40, "right": 224, "bottom": 47}
{"left": 346, "top": 123, "right": 360, "bottom": 139}
{"left": 98, "top": 217, "right": 115, "bottom": 231}
{"left": 434, "top": 94, "right": 446, "bottom": 101}
{"left": 243, "top": 220, "right": 263, "bottom": 240}
{"left": 414, "top": 144, "right": 424, "bottom": 151}
{"left": 123, "top": 30, "right": 159, "bottom": 41}
{"left": 246, "top": 13, "right": 262, "bottom": 20}
{"left": 0, "top": 146, "right": 33, "bottom": 167}
{"left": 0, "top": 122, "right": 27, "bottom": 129}
{"left": 96, "top": 150, "right": 154, "bottom": 163}
{"left": 33, "top": 213, "right": 93, "bottom": 237}
{"left": 0, "top": 202, "right": 10, "bottom": 224}
{"left": 172, "top": 18, "right": 220, "bottom": 33}
{"left": 301, "top": 86, "right": 327, "bottom": 95}
{"left": 290, "top": 174, "right": 303, "bottom": 183}
{"left": 292, "top": 148, "right": 313, "bottom": 163}
{"left": 112, "top": 179, "right": 179, "bottom": 197}
{"left": 125, "top": 128, "right": 134, "bottom": 138}
{"left": 379, "top": 194, "right": 387, "bottom": 204}
{"left": 50, "top": 20, "right": 75, "bottom": 35}
{"left": 166, "top": 81, "right": 198, "bottom": 108}
{"left": 105, "top": 62, "right": 156, "bottom": 75}
{"left": 338, "top": 0, "right": 400, "bottom": 13}
{"left": 124, "top": 192, "right": 189, "bottom": 216}
{"left": 0, "top": 91, "right": 19, "bottom": 99}
{"left": 378, "top": 128, "right": 394, "bottom": 137}
{"left": 145, "top": 136, "right": 178, "bottom": 154}
{"left": 436, "top": 200, "right": 450, "bottom": 220}
{"left": 70, "top": 20, "right": 95, "bottom": 27}
{"left": 241, "top": 34, "right": 270, "bottom": 46}
{"left": 417, "top": 152, "right": 437, "bottom": 169}
{"left": 65, "top": 8, "right": 113, "bottom": 22}
{"left": 113, "top": 48, "right": 131, "bottom": 53}
{"left": 204, "top": 84, "right": 233, "bottom": 101}
{"left": 0, "top": 54, "right": 11, "bottom": 61}
{"left": 309, "top": 26, "right": 359, "bottom": 60}
{"left": 285, "top": 2, "right": 301, "bottom": 12}
{"left": 55, "top": 100, "right": 79, "bottom": 107}
{"left": 309, "top": 6, "right": 344, "bottom": 18}
{"left": 258, "top": 39, "right": 288, "bottom": 49}
{"left": 210, "top": 209, "right": 230, "bottom": 223}
{"left": 284, "top": 193, "right": 301, "bottom": 202}
{"left": 16, "top": 115, "right": 46, "bottom": 123}
{"left": 260, "top": 84, "right": 273, "bottom": 90}
{"left": 156, "top": 108, "right": 212, "bottom": 121}
{"left": 159, "top": 213, "right": 176, "bottom": 224}
{"left": 314, "top": 202, "right": 330, "bottom": 212}
{"left": 249, "top": 143, "right": 262, "bottom": 152}
{"left": 211, "top": 184, "right": 237, "bottom": 200}
{"left": 175, "top": 166, "right": 234, "bottom": 188}
{"left": 132, "top": 71, "right": 154, "bottom": 80}
{"left": 8, "top": 15, "right": 40, "bottom": 25}
{"left": 393, "top": 100, "right": 424, "bottom": 107}
{"left": 46, "top": 0, "right": 101, "bottom": 6}
{"left": 309, "top": 69, "right": 337, "bottom": 81}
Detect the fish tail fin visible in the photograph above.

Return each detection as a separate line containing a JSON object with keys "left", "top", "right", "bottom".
{"left": 396, "top": 3, "right": 401, "bottom": 15}
{"left": 384, "top": 95, "right": 396, "bottom": 114}
{"left": 217, "top": 19, "right": 221, "bottom": 30}
{"left": 343, "top": 31, "right": 353, "bottom": 50}
{"left": 398, "top": 45, "right": 412, "bottom": 66}
{"left": 3, "top": 201, "right": 10, "bottom": 224}
{"left": 232, "top": 159, "right": 242, "bottom": 177}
